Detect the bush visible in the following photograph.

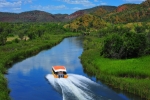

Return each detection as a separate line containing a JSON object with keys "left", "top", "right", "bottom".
{"left": 100, "top": 34, "right": 124, "bottom": 58}
{"left": 123, "top": 32, "right": 147, "bottom": 58}
{"left": 101, "top": 32, "right": 148, "bottom": 59}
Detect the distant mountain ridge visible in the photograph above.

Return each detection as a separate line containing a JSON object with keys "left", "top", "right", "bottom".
{"left": 0, "top": 10, "right": 68, "bottom": 22}
{"left": 65, "top": 6, "right": 117, "bottom": 19}
{"left": 64, "top": 0, "right": 150, "bottom": 32}
{"left": 0, "top": 6, "right": 117, "bottom": 22}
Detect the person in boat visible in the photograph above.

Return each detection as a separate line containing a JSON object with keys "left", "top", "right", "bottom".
{"left": 58, "top": 71, "right": 63, "bottom": 78}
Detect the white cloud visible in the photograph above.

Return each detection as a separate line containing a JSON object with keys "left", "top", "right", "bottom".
{"left": 63, "top": 0, "right": 95, "bottom": 7}
{"left": 31, "top": 5, "right": 68, "bottom": 11}
{"left": 0, "top": 0, "right": 32, "bottom": 12}
{"left": 0, "top": 0, "right": 22, "bottom": 12}
{"left": 72, "top": 7, "right": 82, "bottom": 10}
{"left": 12, "top": 7, "right": 21, "bottom": 10}
{"left": 0, "top": 0, "right": 22, "bottom": 8}
{"left": 100, "top": 2, "right": 107, "bottom": 5}
{"left": 23, "top": 0, "right": 32, "bottom": 4}
{"left": 99, "top": 1, "right": 107, "bottom": 5}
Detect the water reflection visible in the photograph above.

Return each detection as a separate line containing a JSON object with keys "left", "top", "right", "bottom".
{"left": 6, "top": 37, "right": 142, "bottom": 100}
{"left": 8, "top": 37, "right": 83, "bottom": 76}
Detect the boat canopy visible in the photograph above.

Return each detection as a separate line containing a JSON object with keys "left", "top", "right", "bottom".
{"left": 52, "top": 66, "right": 67, "bottom": 72}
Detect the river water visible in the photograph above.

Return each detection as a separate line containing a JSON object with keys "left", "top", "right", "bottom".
{"left": 5, "top": 37, "right": 142, "bottom": 100}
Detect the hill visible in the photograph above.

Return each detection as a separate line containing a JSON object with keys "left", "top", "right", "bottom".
{"left": 0, "top": 6, "right": 116, "bottom": 22}
{"left": 102, "top": 1, "right": 150, "bottom": 23}
{"left": 1, "top": 0, "right": 150, "bottom": 23}
{"left": 66, "top": 0, "right": 150, "bottom": 32}
{"left": 65, "top": 6, "right": 117, "bottom": 20}
{"left": 0, "top": 10, "right": 67, "bottom": 22}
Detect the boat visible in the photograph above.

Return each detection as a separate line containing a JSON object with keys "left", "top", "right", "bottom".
{"left": 52, "top": 66, "right": 68, "bottom": 78}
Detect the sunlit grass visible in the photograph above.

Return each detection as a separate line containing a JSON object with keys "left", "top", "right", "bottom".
{"left": 7, "top": 35, "right": 29, "bottom": 42}
{"left": 6, "top": 35, "right": 19, "bottom": 41}
{"left": 95, "top": 56, "right": 150, "bottom": 78}
{"left": 80, "top": 36, "right": 150, "bottom": 100}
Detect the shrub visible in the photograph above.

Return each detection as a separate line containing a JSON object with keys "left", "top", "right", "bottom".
{"left": 100, "top": 34, "right": 124, "bottom": 58}
{"left": 123, "top": 32, "right": 147, "bottom": 58}
{"left": 101, "top": 32, "right": 148, "bottom": 59}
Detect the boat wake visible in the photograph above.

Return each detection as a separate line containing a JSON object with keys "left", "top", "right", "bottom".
{"left": 46, "top": 74, "right": 124, "bottom": 100}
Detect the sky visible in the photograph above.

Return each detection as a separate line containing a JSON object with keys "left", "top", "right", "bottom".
{"left": 0, "top": 0, "right": 146, "bottom": 14}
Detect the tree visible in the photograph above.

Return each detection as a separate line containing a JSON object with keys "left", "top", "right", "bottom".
{"left": 123, "top": 32, "right": 147, "bottom": 58}
{"left": 100, "top": 34, "right": 123, "bottom": 58}
{"left": 0, "top": 32, "right": 8, "bottom": 45}
{"left": 100, "top": 32, "right": 147, "bottom": 59}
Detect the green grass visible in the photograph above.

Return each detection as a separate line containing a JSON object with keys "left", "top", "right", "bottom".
{"left": 94, "top": 56, "right": 150, "bottom": 78}
{"left": 0, "top": 32, "right": 78, "bottom": 100}
{"left": 80, "top": 36, "right": 150, "bottom": 100}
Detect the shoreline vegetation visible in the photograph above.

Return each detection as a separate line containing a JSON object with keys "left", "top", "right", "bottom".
{"left": 64, "top": 1, "right": 150, "bottom": 99}
{"left": 80, "top": 35, "right": 150, "bottom": 100}
{"left": 1, "top": 1, "right": 150, "bottom": 98}
{"left": 0, "top": 34, "right": 78, "bottom": 100}
{"left": 1, "top": 22, "right": 150, "bottom": 100}
{"left": 0, "top": 22, "right": 79, "bottom": 100}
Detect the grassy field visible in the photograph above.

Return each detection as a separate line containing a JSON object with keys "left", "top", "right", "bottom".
{"left": 80, "top": 36, "right": 150, "bottom": 100}
{"left": 0, "top": 33, "right": 77, "bottom": 100}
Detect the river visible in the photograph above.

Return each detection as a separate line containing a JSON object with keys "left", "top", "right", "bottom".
{"left": 5, "top": 37, "right": 142, "bottom": 100}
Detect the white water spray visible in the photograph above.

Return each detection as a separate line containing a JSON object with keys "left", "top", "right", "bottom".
{"left": 46, "top": 74, "right": 124, "bottom": 100}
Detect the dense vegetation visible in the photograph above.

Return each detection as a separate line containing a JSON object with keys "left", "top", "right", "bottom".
{"left": 99, "top": 23, "right": 150, "bottom": 59}
{"left": 64, "top": 14, "right": 107, "bottom": 33}
{"left": 0, "top": 22, "right": 78, "bottom": 100}
{"left": 79, "top": 22, "right": 150, "bottom": 100}
{"left": 67, "top": 0, "right": 150, "bottom": 29}
{"left": 80, "top": 35, "right": 150, "bottom": 99}
{"left": 75, "top": 0, "right": 150, "bottom": 99}
{"left": 0, "top": 22, "right": 70, "bottom": 45}
{"left": 67, "top": 0, "right": 150, "bottom": 59}
{"left": 1, "top": 0, "right": 150, "bottom": 100}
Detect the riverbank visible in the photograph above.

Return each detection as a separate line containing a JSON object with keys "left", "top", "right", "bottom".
{"left": 80, "top": 36, "right": 150, "bottom": 100}
{"left": 0, "top": 33, "right": 77, "bottom": 100}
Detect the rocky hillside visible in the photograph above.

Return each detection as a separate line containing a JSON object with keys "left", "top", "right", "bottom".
{"left": 65, "top": 6, "right": 117, "bottom": 20}
{"left": 102, "top": 0, "right": 150, "bottom": 23}
{"left": 0, "top": 6, "right": 117, "bottom": 22}
{"left": 1, "top": 0, "right": 150, "bottom": 23}
{"left": 65, "top": 0, "right": 150, "bottom": 32}
{"left": 0, "top": 10, "right": 65, "bottom": 22}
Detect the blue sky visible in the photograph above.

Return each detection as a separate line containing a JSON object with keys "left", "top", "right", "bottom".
{"left": 0, "top": 0, "right": 146, "bottom": 14}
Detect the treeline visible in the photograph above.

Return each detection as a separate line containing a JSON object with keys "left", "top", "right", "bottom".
{"left": 98, "top": 22, "right": 150, "bottom": 59}
{"left": 0, "top": 23, "right": 12, "bottom": 45}
{"left": 0, "top": 22, "right": 69, "bottom": 46}
{"left": 0, "top": 22, "right": 76, "bottom": 100}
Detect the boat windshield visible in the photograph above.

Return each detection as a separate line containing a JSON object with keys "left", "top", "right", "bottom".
{"left": 58, "top": 71, "right": 63, "bottom": 75}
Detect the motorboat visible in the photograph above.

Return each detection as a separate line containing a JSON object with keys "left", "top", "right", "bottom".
{"left": 52, "top": 66, "right": 68, "bottom": 78}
